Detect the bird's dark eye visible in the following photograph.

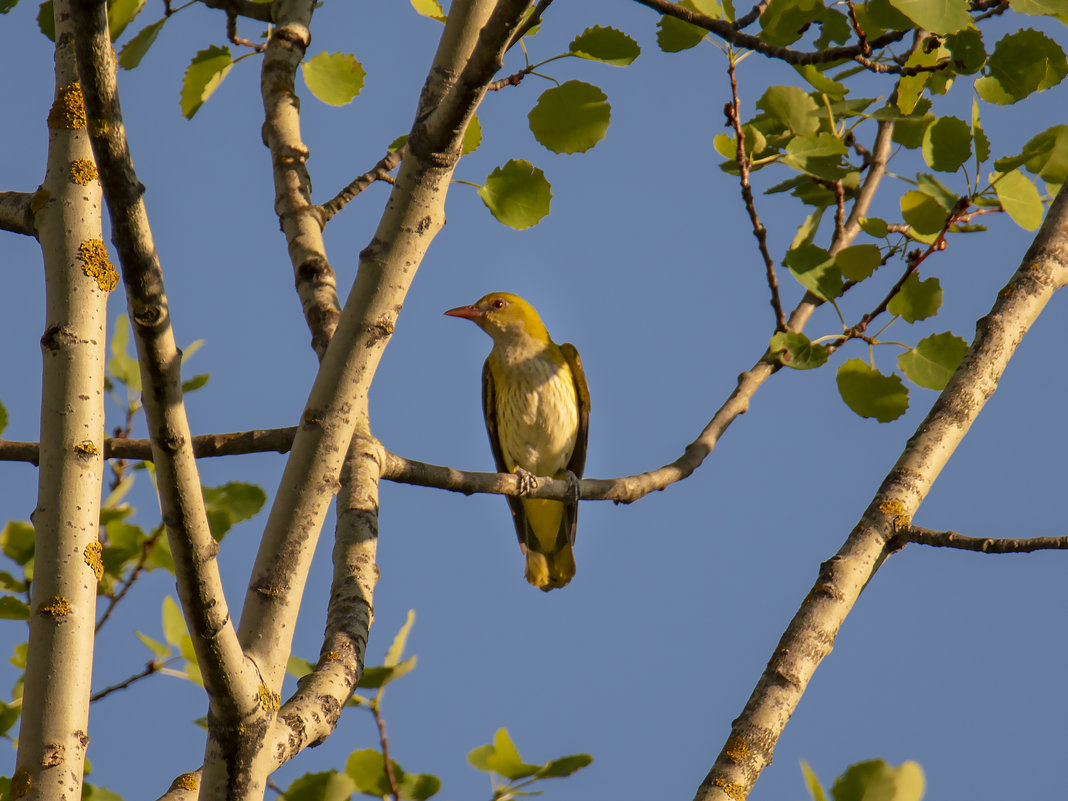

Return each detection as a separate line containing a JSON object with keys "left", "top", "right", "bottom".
{"left": 492, "top": 298, "right": 506, "bottom": 309}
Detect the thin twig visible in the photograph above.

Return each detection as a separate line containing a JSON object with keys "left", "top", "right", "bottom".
{"left": 901, "top": 526, "right": 1068, "bottom": 553}
{"left": 225, "top": 6, "right": 267, "bottom": 52}
{"left": 90, "top": 661, "right": 164, "bottom": 702}
{"left": 506, "top": 0, "right": 553, "bottom": 51}
{"left": 95, "top": 526, "right": 165, "bottom": 633}
{"left": 726, "top": 57, "right": 786, "bottom": 331}
{"left": 373, "top": 706, "right": 401, "bottom": 801}
{"left": 319, "top": 148, "right": 403, "bottom": 223}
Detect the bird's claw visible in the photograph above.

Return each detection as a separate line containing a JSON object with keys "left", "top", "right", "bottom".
{"left": 564, "top": 470, "right": 581, "bottom": 503}
{"left": 513, "top": 467, "right": 538, "bottom": 496}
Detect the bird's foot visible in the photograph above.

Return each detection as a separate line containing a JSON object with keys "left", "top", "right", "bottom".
{"left": 564, "top": 470, "right": 581, "bottom": 503}
{"left": 513, "top": 467, "right": 539, "bottom": 496}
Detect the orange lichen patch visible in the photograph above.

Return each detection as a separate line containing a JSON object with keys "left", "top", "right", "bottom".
{"left": 37, "top": 595, "right": 72, "bottom": 617}
{"left": 712, "top": 778, "right": 746, "bottom": 800}
{"left": 78, "top": 239, "right": 119, "bottom": 292}
{"left": 259, "top": 684, "right": 280, "bottom": 712}
{"left": 84, "top": 539, "right": 104, "bottom": 580}
{"left": 723, "top": 735, "right": 750, "bottom": 764}
{"left": 322, "top": 650, "right": 341, "bottom": 662}
{"left": 170, "top": 773, "right": 200, "bottom": 792}
{"left": 74, "top": 440, "right": 99, "bottom": 456}
{"left": 70, "top": 159, "right": 98, "bottom": 185}
{"left": 10, "top": 768, "right": 32, "bottom": 799}
{"left": 89, "top": 118, "right": 109, "bottom": 138}
{"left": 303, "top": 408, "right": 323, "bottom": 425}
{"left": 48, "top": 83, "right": 87, "bottom": 130}
{"left": 30, "top": 187, "right": 50, "bottom": 213}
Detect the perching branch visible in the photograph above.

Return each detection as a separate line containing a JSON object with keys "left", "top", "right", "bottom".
{"left": 198, "top": 0, "right": 273, "bottom": 23}
{"left": 900, "top": 526, "right": 1068, "bottom": 553}
{"left": 694, "top": 184, "right": 1068, "bottom": 801}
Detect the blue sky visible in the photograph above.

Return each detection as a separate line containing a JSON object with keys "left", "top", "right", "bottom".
{"left": 2, "top": 1, "right": 1068, "bottom": 800}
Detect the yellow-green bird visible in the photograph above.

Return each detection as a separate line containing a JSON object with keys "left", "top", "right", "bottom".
{"left": 445, "top": 292, "right": 590, "bottom": 591}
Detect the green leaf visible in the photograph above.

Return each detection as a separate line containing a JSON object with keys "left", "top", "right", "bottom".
{"left": 782, "top": 133, "right": 849, "bottom": 180}
{"left": 202, "top": 482, "right": 267, "bottom": 541}
{"left": 976, "top": 29, "right": 1068, "bottom": 105}
{"left": 769, "top": 332, "right": 830, "bottom": 370}
{"left": 756, "top": 86, "right": 820, "bottom": 135}
{"left": 145, "top": 531, "right": 174, "bottom": 573}
{"left": 537, "top": 754, "right": 594, "bottom": 778}
{"left": 108, "top": 315, "right": 141, "bottom": 396}
{"left": 462, "top": 116, "right": 482, "bottom": 156}
{"left": 0, "top": 571, "right": 25, "bottom": 593}
{"left": 181, "top": 46, "right": 234, "bottom": 119}
{"left": 345, "top": 750, "right": 394, "bottom": 797}
{"left": 528, "top": 80, "right": 610, "bottom": 154}
{"left": 760, "top": 0, "right": 823, "bottom": 46}
{"left": 483, "top": 729, "right": 540, "bottom": 780}
{"left": 898, "top": 332, "right": 968, "bottom": 390}
{"left": 82, "top": 783, "right": 125, "bottom": 801}
{"left": 135, "top": 631, "right": 172, "bottom": 659}
{"left": 1017, "top": 125, "right": 1068, "bottom": 183}
{"left": 945, "top": 28, "right": 985, "bottom": 74}
{"left": 476, "top": 160, "right": 551, "bottom": 229}
{"left": 887, "top": 0, "right": 971, "bottom": 33}
{"left": 0, "top": 700, "right": 21, "bottom": 737}
{"left": 0, "top": 400, "right": 7, "bottom": 436}
{"left": 831, "top": 759, "right": 925, "bottom": 801}
{"left": 161, "top": 596, "right": 187, "bottom": 647}
{"left": 888, "top": 274, "right": 942, "bottom": 322}
{"left": 108, "top": 0, "right": 144, "bottom": 40}
{"left": 38, "top": 0, "right": 54, "bottom": 40}
{"left": 900, "top": 190, "right": 948, "bottom": 234}
{"left": 467, "top": 744, "right": 495, "bottom": 772}
{"left": 302, "top": 52, "right": 365, "bottom": 106}
{"left": 921, "top": 116, "right": 971, "bottom": 173}
{"left": 119, "top": 18, "right": 166, "bottom": 69}
{"left": 1011, "top": 0, "right": 1068, "bottom": 14}
{"left": 784, "top": 244, "right": 843, "bottom": 301}
{"left": 836, "top": 360, "right": 909, "bottom": 422}
{"left": 569, "top": 26, "right": 639, "bottom": 66}
{"left": 0, "top": 0, "right": 19, "bottom": 12}
{"left": 859, "top": 217, "right": 889, "bottom": 238}
{"left": 794, "top": 64, "right": 847, "bottom": 100}
{"left": 1, "top": 521, "right": 34, "bottom": 566}
{"left": 358, "top": 655, "right": 417, "bottom": 689}
{"left": 656, "top": 1, "right": 707, "bottom": 52}
{"left": 891, "top": 112, "right": 934, "bottom": 150}
{"left": 385, "top": 609, "right": 415, "bottom": 667}
{"left": 993, "top": 169, "right": 1045, "bottom": 230}
{"left": 181, "top": 373, "right": 210, "bottom": 393}
{"left": 284, "top": 772, "right": 357, "bottom": 801}
{"left": 409, "top": 0, "right": 445, "bottom": 21}
{"left": 398, "top": 772, "right": 440, "bottom": 801}
{"left": 915, "top": 173, "right": 959, "bottom": 212}
{"left": 0, "top": 596, "right": 30, "bottom": 620}
{"left": 791, "top": 207, "right": 826, "bottom": 250}
{"left": 287, "top": 655, "right": 315, "bottom": 679}
{"left": 801, "top": 761, "right": 828, "bottom": 801}
{"left": 835, "top": 244, "right": 882, "bottom": 281}
{"left": 895, "top": 49, "right": 941, "bottom": 115}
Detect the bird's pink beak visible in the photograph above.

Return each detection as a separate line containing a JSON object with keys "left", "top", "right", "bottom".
{"left": 444, "top": 305, "right": 483, "bottom": 320}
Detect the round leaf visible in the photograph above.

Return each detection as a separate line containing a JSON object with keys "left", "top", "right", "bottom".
{"left": 528, "top": 80, "right": 611, "bottom": 154}
{"left": 978, "top": 29, "right": 1068, "bottom": 105}
{"left": 756, "top": 85, "right": 820, "bottom": 135}
{"left": 900, "top": 190, "right": 948, "bottom": 234}
{"left": 784, "top": 244, "right": 843, "bottom": 301}
{"left": 462, "top": 115, "right": 482, "bottom": 156}
{"left": 921, "top": 116, "right": 971, "bottom": 173}
{"left": 888, "top": 0, "right": 971, "bottom": 33}
{"left": 888, "top": 274, "right": 942, "bottom": 322}
{"left": 302, "top": 52, "right": 365, "bottom": 106}
{"left": 477, "top": 160, "right": 551, "bottom": 229}
{"left": 835, "top": 244, "right": 883, "bottom": 281}
{"left": 769, "top": 331, "right": 830, "bottom": 370}
{"left": 836, "top": 359, "right": 909, "bottom": 422}
{"left": 569, "top": 26, "right": 640, "bottom": 66}
{"left": 993, "top": 169, "right": 1044, "bottom": 230}
{"left": 181, "top": 45, "right": 233, "bottom": 119}
{"left": 859, "top": 217, "right": 890, "bottom": 238}
{"left": 897, "top": 332, "right": 969, "bottom": 390}
{"left": 656, "top": 6, "right": 707, "bottom": 52}
{"left": 832, "top": 759, "right": 925, "bottom": 801}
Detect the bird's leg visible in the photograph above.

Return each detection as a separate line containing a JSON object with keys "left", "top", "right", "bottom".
{"left": 563, "top": 470, "right": 581, "bottom": 504}
{"left": 513, "top": 467, "right": 539, "bottom": 496}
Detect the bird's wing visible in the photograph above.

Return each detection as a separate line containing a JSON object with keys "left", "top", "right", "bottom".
{"left": 560, "top": 343, "right": 590, "bottom": 478}
{"left": 560, "top": 343, "right": 590, "bottom": 548}
{"left": 482, "top": 359, "right": 528, "bottom": 548}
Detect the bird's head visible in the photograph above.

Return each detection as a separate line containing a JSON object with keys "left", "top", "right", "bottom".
{"left": 444, "top": 292, "right": 551, "bottom": 347}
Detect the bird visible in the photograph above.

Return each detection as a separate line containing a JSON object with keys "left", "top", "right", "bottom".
{"left": 445, "top": 292, "right": 590, "bottom": 591}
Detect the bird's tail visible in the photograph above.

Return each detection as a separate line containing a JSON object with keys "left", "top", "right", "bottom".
{"left": 523, "top": 542, "right": 576, "bottom": 592}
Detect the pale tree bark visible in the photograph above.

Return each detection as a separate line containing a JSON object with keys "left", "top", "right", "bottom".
{"left": 12, "top": 4, "right": 109, "bottom": 801}
{"left": 694, "top": 184, "right": 1068, "bottom": 800}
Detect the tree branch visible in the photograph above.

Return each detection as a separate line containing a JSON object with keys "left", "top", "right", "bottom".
{"left": 0, "top": 190, "right": 36, "bottom": 236}
{"left": 694, "top": 184, "right": 1068, "bottom": 800}
{"left": 69, "top": 0, "right": 260, "bottom": 744}
{"left": 319, "top": 148, "right": 402, "bottom": 224}
{"left": 901, "top": 526, "right": 1068, "bottom": 554}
